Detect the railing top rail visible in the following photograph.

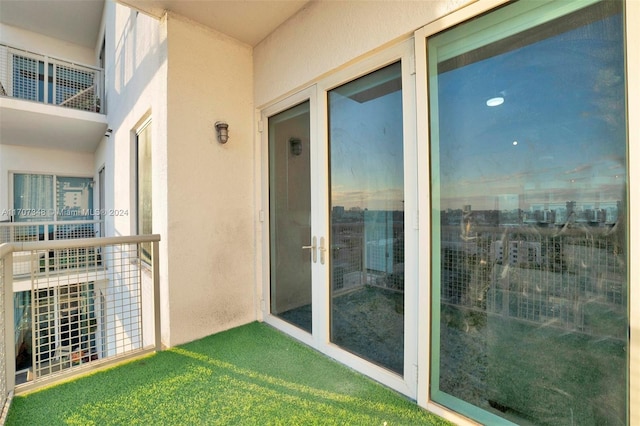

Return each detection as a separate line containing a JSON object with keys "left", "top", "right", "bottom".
{"left": 0, "top": 219, "right": 103, "bottom": 227}
{"left": 0, "top": 242, "right": 12, "bottom": 258}
{"left": 0, "top": 234, "right": 160, "bottom": 253}
{"left": 0, "top": 42, "right": 104, "bottom": 72}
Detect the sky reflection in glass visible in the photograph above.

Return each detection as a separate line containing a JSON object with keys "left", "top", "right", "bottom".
{"left": 436, "top": 13, "right": 626, "bottom": 212}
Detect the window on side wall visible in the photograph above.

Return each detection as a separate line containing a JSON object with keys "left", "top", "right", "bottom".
{"left": 136, "top": 119, "right": 153, "bottom": 264}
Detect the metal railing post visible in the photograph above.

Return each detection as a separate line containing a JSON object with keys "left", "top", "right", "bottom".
{"left": 152, "top": 240, "right": 161, "bottom": 351}
{"left": 3, "top": 251, "right": 16, "bottom": 393}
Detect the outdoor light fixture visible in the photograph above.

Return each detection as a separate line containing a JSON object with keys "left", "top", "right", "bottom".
{"left": 105, "top": 128, "right": 113, "bottom": 137}
{"left": 290, "top": 137, "right": 302, "bottom": 156}
{"left": 215, "top": 121, "right": 229, "bottom": 144}
{"left": 486, "top": 96, "right": 504, "bottom": 107}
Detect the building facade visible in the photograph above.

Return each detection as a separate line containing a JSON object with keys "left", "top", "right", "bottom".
{"left": 1, "top": 0, "right": 638, "bottom": 424}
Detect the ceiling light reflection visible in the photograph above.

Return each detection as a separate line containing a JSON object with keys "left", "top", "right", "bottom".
{"left": 486, "top": 97, "right": 504, "bottom": 107}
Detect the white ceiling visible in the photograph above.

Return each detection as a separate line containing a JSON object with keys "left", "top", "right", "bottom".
{"left": 0, "top": 0, "right": 106, "bottom": 48}
{"left": 0, "top": 0, "right": 310, "bottom": 49}
{"left": 0, "top": 98, "right": 108, "bottom": 152}
{"left": 119, "top": 0, "right": 311, "bottom": 46}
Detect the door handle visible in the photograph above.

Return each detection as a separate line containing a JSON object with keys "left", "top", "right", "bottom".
{"left": 302, "top": 236, "right": 317, "bottom": 263}
{"left": 319, "top": 236, "right": 326, "bottom": 265}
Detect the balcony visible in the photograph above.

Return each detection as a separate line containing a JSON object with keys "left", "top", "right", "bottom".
{"left": 0, "top": 44, "right": 107, "bottom": 152}
{"left": 0, "top": 231, "right": 449, "bottom": 425}
{"left": 0, "top": 225, "right": 161, "bottom": 401}
{"left": 2, "top": 322, "right": 448, "bottom": 425}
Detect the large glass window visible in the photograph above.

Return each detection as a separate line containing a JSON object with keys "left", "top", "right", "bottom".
{"left": 428, "top": 1, "right": 627, "bottom": 424}
{"left": 329, "top": 62, "right": 405, "bottom": 374}
{"left": 13, "top": 173, "right": 93, "bottom": 223}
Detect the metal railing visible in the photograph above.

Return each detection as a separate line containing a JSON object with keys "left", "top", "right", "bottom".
{"left": 0, "top": 43, "right": 104, "bottom": 113}
{"left": 0, "top": 220, "right": 102, "bottom": 244}
{"left": 1, "top": 220, "right": 103, "bottom": 277}
{"left": 439, "top": 224, "right": 627, "bottom": 337}
{"left": 0, "top": 234, "right": 161, "bottom": 401}
{"left": 0, "top": 244, "right": 10, "bottom": 422}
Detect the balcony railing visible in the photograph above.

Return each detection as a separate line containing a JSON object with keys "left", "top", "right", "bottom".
{"left": 0, "top": 43, "right": 104, "bottom": 113}
{"left": 0, "top": 233, "right": 161, "bottom": 406}
{"left": 1, "top": 220, "right": 103, "bottom": 276}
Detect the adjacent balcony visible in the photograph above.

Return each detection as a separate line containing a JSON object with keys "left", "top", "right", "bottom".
{"left": 0, "top": 44, "right": 107, "bottom": 152}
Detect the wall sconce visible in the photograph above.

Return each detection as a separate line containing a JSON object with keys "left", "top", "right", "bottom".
{"left": 289, "top": 137, "right": 302, "bottom": 156}
{"left": 215, "top": 121, "right": 229, "bottom": 144}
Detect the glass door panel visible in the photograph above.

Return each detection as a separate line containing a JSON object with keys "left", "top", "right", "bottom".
{"left": 428, "top": 1, "right": 627, "bottom": 424}
{"left": 328, "top": 62, "right": 405, "bottom": 374}
{"left": 269, "top": 101, "right": 313, "bottom": 333}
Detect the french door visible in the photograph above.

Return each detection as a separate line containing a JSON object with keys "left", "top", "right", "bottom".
{"left": 262, "top": 40, "right": 416, "bottom": 397}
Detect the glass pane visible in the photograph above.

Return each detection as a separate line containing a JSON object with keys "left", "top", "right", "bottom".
{"left": 15, "top": 291, "right": 32, "bottom": 376}
{"left": 13, "top": 173, "right": 54, "bottom": 222}
{"left": 428, "top": 2, "right": 627, "bottom": 424}
{"left": 329, "top": 62, "right": 404, "bottom": 374}
{"left": 138, "top": 122, "right": 152, "bottom": 263}
{"left": 56, "top": 176, "right": 94, "bottom": 221}
{"left": 269, "top": 101, "right": 312, "bottom": 333}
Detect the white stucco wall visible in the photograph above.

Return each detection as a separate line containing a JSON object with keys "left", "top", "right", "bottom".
{"left": 253, "top": 0, "right": 470, "bottom": 107}
{"left": 0, "top": 144, "right": 94, "bottom": 221}
{"left": 0, "top": 23, "right": 97, "bottom": 66}
{"left": 165, "top": 14, "right": 255, "bottom": 345}
{"left": 103, "top": 2, "right": 170, "bottom": 343}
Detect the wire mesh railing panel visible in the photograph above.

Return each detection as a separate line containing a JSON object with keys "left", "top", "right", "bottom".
{"left": 55, "top": 63, "right": 98, "bottom": 112}
{"left": 0, "top": 44, "right": 103, "bottom": 113}
{"left": 11, "top": 55, "right": 40, "bottom": 102}
{"left": 0, "top": 255, "right": 7, "bottom": 412}
{"left": 0, "top": 44, "right": 8, "bottom": 96}
{"left": 442, "top": 226, "right": 626, "bottom": 337}
{"left": 0, "top": 221, "right": 102, "bottom": 277}
{"left": 23, "top": 241, "right": 150, "bottom": 384}
{"left": 331, "top": 221, "right": 364, "bottom": 292}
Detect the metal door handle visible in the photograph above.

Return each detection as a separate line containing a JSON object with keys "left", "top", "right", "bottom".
{"left": 319, "top": 236, "right": 326, "bottom": 265}
{"left": 302, "top": 236, "right": 317, "bottom": 263}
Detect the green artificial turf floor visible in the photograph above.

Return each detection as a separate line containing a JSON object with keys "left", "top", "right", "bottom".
{"left": 6, "top": 322, "right": 450, "bottom": 425}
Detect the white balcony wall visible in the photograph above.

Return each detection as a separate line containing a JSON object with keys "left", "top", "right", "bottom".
{"left": 99, "top": 2, "right": 170, "bottom": 343}
{"left": 165, "top": 14, "right": 255, "bottom": 345}
{"left": 0, "top": 23, "right": 96, "bottom": 66}
{"left": 253, "top": 0, "right": 469, "bottom": 107}
{"left": 0, "top": 144, "right": 94, "bottom": 221}
{"left": 101, "top": 3, "right": 255, "bottom": 347}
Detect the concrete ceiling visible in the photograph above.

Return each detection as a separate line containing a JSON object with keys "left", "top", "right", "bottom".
{"left": 119, "top": 0, "right": 310, "bottom": 46}
{"left": 0, "top": 0, "right": 105, "bottom": 48}
{"left": 0, "top": 98, "right": 108, "bottom": 152}
{"left": 0, "top": 0, "right": 309, "bottom": 49}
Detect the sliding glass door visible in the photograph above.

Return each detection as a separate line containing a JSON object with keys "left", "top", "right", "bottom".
{"left": 426, "top": 1, "right": 628, "bottom": 424}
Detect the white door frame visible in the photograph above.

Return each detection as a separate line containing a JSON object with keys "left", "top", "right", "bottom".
{"left": 258, "top": 38, "right": 418, "bottom": 399}
{"left": 259, "top": 86, "right": 319, "bottom": 349}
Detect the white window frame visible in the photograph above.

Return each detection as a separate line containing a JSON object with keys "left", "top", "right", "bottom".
{"left": 9, "top": 171, "right": 95, "bottom": 222}
{"left": 135, "top": 117, "right": 153, "bottom": 265}
{"left": 414, "top": 1, "right": 639, "bottom": 425}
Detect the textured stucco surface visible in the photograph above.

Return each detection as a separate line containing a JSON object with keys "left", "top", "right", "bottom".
{"left": 254, "top": 0, "right": 470, "bottom": 107}
{"left": 165, "top": 14, "right": 256, "bottom": 345}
